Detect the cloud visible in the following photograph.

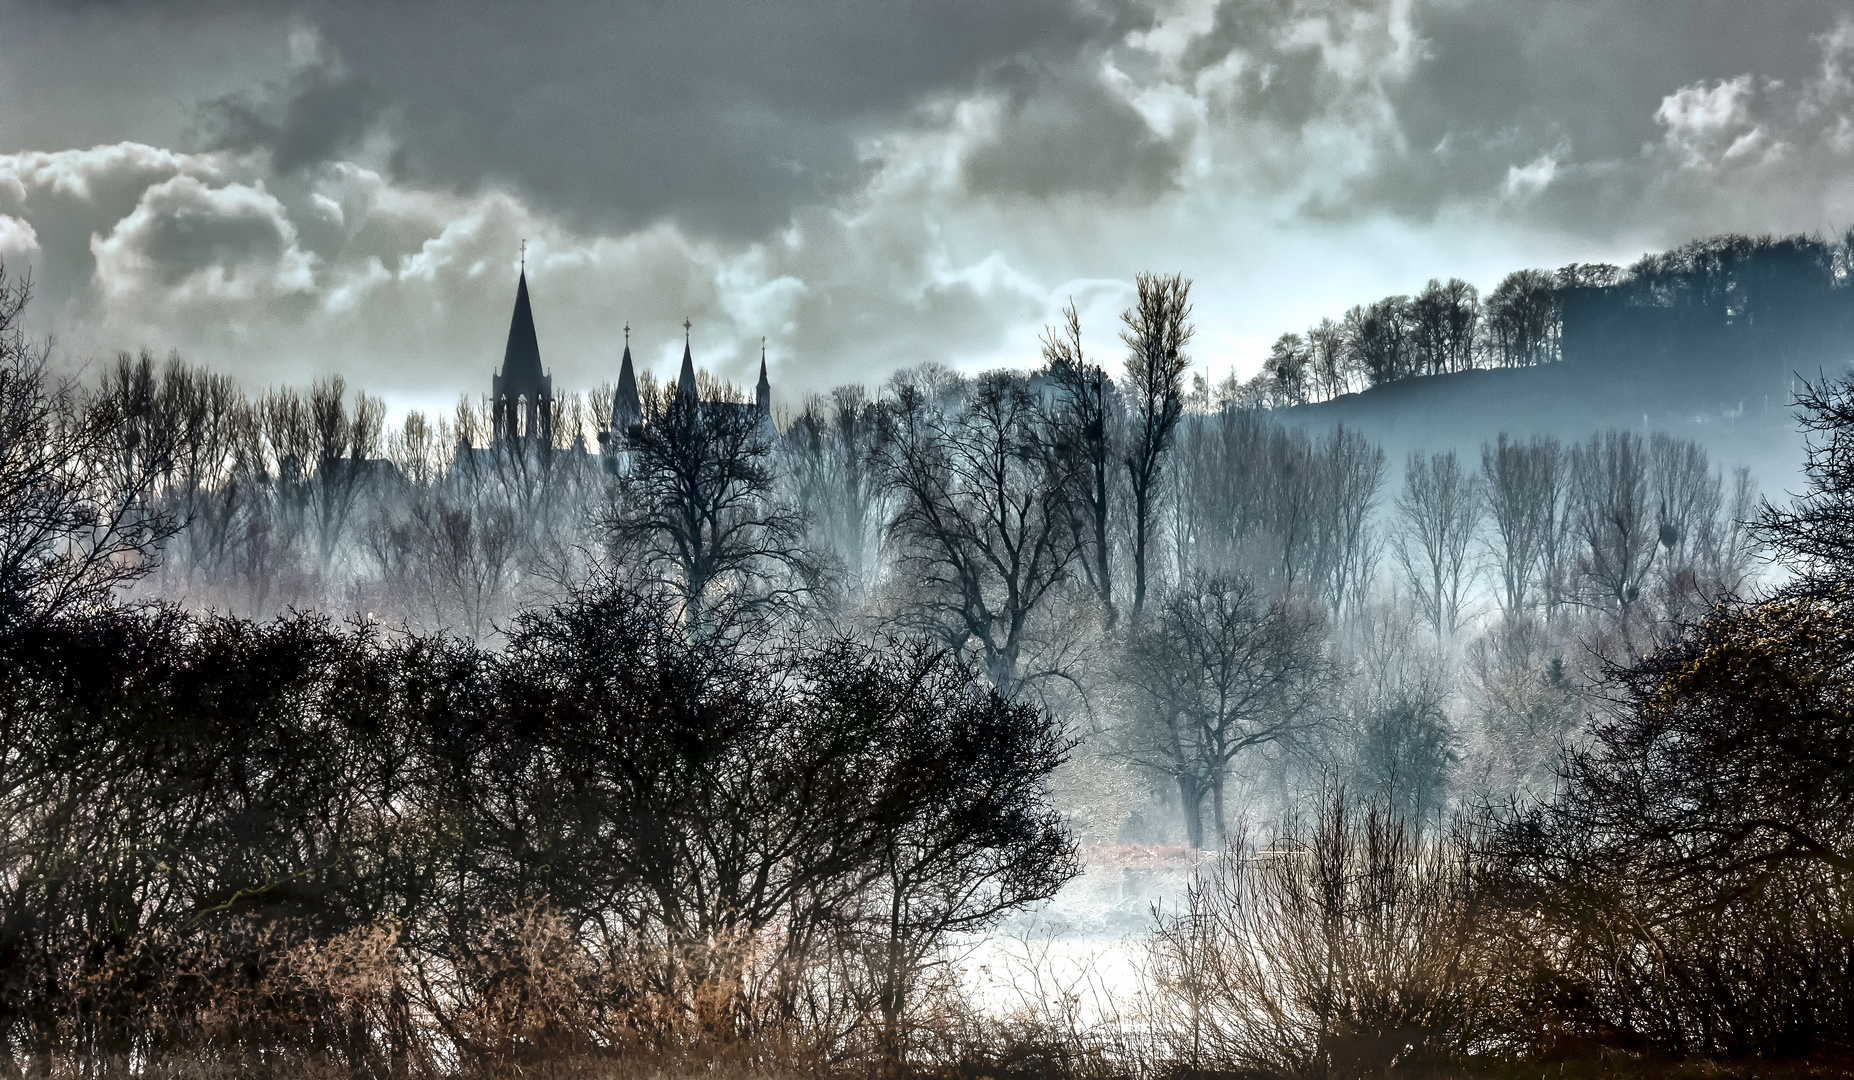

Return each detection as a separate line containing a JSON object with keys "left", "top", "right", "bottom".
{"left": 1654, "top": 75, "right": 1767, "bottom": 167}
{"left": 0, "top": 143, "right": 231, "bottom": 327}
{"left": 956, "top": 56, "right": 1187, "bottom": 201}
{"left": 1503, "top": 152, "right": 1557, "bottom": 199}
{"left": 8, "top": 0, "right": 1854, "bottom": 406}
{"left": 198, "top": 23, "right": 381, "bottom": 175}
{"left": 303, "top": 0, "right": 1142, "bottom": 238}
{"left": 92, "top": 174, "right": 313, "bottom": 300}
{"left": 0, "top": 215, "right": 38, "bottom": 259}
{"left": 1596, "top": 18, "right": 1854, "bottom": 242}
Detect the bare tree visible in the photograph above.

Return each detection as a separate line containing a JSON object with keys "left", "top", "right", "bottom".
{"left": 1314, "top": 426, "right": 1386, "bottom": 620}
{"left": 1753, "top": 375, "right": 1854, "bottom": 588}
{"left": 1043, "top": 300, "right": 1118, "bottom": 623}
{"left": 783, "top": 386, "right": 885, "bottom": 603}
{"left": 386, "top": 409, "right": 449, "bottom": 491}
{"left": 0, "top": 267, "right": 177, "bottom": 630}
{"left": 1461, "top": 616, "right": 1578, "bottom": 800}
{"left": 308, "top": 376, "right": 384, "bottom": 574}
{"left": 370, "top": 481, "right": 521, "bottom": 642}
{"left": 877, "top": 373, "right": 1079, "bottom": 695}
{"left": 1410, "top": 281, "right": 1453, "bottom": 377}
{"left": 1567, "top": 430, "right": 1657, "bottom": 621}
{"left": 1393, "top": 450, "right": 1482, "bottom": 641}
{"left": 1347, "top": 297, "right": 1413, "bottom": 385}
{"left": 1263, "top": 333, "right": 1310, "bottom": 407}
{"left": 99, "top": 350, "right": 255, "bottom": 595}
{"left": 1483, "top": 269, "right": 1558, "bottom": 367}
{"left": 606, "top": 376, "right": 809, "bottom": 620}
{"left": 1169, "top": 416, "right": 1382, "bottom": 621}
{"left": 1147, "top": 798, "right": 1499, "bottom": 1079}
{"left": 1439, "top": 278, "right": 1481, "bottom": 372}
{"left": 1169, "top": 407, "right": 1278, "bottom": 584}
{"left": 1306, "top": 317, "right": 1351, "bottom": 401}
{"left": 1121, "top": 272, "right": 1194, "bottom": 620}
{"left": 1119, "top": 574, "right": 1334, "bottom": 848}
{"left": 1642, "top": 435, "right": 1763, "bottom": 622}
{"left": 1480, "top": 435, "right": 1564, "bottom": 621}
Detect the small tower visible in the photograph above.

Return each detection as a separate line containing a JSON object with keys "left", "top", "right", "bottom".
{"left": 491, "top": 263, "right": 552, "bottom": 447}
{"left": 755, "top": 337, "right": 771, "bottom": 417}
{"left": 599, "top": 323, "right": 643, "bottom": 473}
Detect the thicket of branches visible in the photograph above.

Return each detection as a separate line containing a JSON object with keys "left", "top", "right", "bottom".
{"left": 0, "top": 583, "right": 1077, "bottom": 1075}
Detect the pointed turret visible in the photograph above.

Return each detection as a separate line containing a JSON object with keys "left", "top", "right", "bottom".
{"left": 491, "top": 268, "right": 551, "bottom": 445}
{"left": 755, "top": 337, "right": 771, "bottom": 416}
{"left": 675, "top": 318, "right": 698, "bottom": 404}
{"left": 499, "top": 271, "right": 544, "bottom": 389}
{"left": 612, "top": 323, "right": 641, "bottom": 431}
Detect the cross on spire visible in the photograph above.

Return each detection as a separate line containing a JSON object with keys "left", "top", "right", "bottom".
{"left": 623, "top": 321, "right": 630, "bottom": 344}
{"left": 520, "top": 238, "right": 526, "bottom": 271}
{"left": 683, "top": 317, "right": 692, "bottom": 342}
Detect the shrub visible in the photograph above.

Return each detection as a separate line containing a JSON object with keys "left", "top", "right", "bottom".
{"left": 1146, "top": 798, "right": 1514, "bottom": 1079}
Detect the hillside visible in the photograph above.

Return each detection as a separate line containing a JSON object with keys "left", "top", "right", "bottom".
{"left": 1279, "top": 354, "right": 1806, "bottom": 492}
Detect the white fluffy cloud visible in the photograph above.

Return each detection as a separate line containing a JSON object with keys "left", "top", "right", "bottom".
{"left": 0, "top": 215, "right": 36, "bottom": 259}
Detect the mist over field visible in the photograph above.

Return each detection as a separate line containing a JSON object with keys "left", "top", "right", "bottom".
{"left": 6, "top": 3, "right": 1854, "bottom": 1078}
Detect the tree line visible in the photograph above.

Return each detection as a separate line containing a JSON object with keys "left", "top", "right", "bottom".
{"left": 15, "top": 261, "right": 1769, "bottom": 844}
{"left": 6, "top": 250, "right": 1853, "bottom": 1074}
{"left": 1228, "top": 230, "right": 1854, "bottom": 408}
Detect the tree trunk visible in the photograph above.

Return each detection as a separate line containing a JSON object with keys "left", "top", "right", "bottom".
{"left": 1177, "top": 773, "right": 1206, "bottom": 850}
{"left": 1132, "top": 484, "right": 1151, "bottom": 620}
{"left": 1212, "top": 776, "right": 1229, "bottom": 846}
{"left": 1093, "top": 376, "right": 1116, "bottom": 627}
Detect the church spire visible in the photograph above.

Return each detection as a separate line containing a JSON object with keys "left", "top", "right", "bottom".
{"left": 492, "top": 262, "right": 551, "bottom": 446}
{"left": 612, "top": 321, "right": 640, "bottom": 430}
{"left": 755, "top": 337, "right": 771, "bottom": 416}
{"left": 498, "top": 269, "right": 544, "bottom": 388}
{"left": 675, "top": 317, "right": 698, "bottom": 403}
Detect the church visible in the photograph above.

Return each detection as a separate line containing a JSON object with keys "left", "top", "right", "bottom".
{"left": 488, "top": 268, "right": 773, "bottom": 461}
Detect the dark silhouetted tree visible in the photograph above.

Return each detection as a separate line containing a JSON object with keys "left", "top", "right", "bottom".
{"left": 1121, "top": 272, "right": 1194, "bottom": 621}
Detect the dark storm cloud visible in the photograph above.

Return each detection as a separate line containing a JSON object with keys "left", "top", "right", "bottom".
{"left": 0, "top": 1, "right": 286, "bottom": 154}
{"left": 959, "top": 56, "right": 1185, "bottom": 200}
{"left": 1397, "top": 1, "right": 1842, "bottom": 164}
{"left": 0, "top": 145, "right": 220, "bottom": 322}
{"left": 200, "top": 58, "right": 379, "bottom": 175}
{"left": 305, "top": 0, "right": 1146, "bottom": 237}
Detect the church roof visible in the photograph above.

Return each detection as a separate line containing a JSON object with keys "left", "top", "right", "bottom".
{"left": 499, "top": 271, "right": 546, "bottom": 393}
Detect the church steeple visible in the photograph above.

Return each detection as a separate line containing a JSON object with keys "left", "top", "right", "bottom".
{"left": 499, "top": 270, "right": 544, "bottom": 388}
{"left": 491, "top": 266, "right": 551, "bottom": 446}
{"left": 675, "top": 317, "right": 698, "bottom": 404}
{"left": 612, "top": 321, "right": 640, "bottom": 431}
{"left": 755, "top": 337, "right": 771, "bottom": 416}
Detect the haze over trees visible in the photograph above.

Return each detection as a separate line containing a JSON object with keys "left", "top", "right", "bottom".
{"left": 1, "top": 226, "right": 1850, "bottom": 1077}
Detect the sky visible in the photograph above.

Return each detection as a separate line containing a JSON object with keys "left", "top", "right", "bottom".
{"left": 4, "top": 0, "right": 1854, "bottom": 417}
